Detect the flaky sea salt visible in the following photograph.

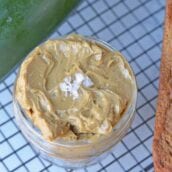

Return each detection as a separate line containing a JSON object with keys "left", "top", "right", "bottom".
{"left": 98, "top": 120, "right": 112, "bottom": 134}
{"left": 82, "top": 76, "right": 93, "bottom": 87}
{"left": 59, "top": 72, "right": 93, "bottom": 100}
{"left": 75, "top": 73, "right": 84, "bottom": 83}
{"left": 95, "top": 54, "right": 102, "bottom": 61}
{"left": 122, "top": 68, "right": 131, "bottom": 80}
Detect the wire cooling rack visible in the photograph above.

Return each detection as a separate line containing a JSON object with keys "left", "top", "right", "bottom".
{"left": 0, "top": 0, "right": 165, "bottom": 171}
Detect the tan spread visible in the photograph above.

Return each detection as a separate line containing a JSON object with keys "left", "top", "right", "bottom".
{"left": 15, "top": 35, "right": 134, "bottom": 141}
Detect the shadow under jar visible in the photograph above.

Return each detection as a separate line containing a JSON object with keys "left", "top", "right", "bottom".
{"left": 13, "top": 35, "right": 137, "bottom": 168}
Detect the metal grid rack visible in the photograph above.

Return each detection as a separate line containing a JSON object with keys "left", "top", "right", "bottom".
{"left": 0, "top": 0, "right": 165, "bottom": 171}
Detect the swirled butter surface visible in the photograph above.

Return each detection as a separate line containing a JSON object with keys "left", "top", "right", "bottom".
{"left": 15, "top": 35, "right": 135, "bottom": 141}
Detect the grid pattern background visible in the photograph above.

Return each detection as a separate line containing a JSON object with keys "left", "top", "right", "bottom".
{"left": 0, "top": 0, "right": 165, "bottom": 171}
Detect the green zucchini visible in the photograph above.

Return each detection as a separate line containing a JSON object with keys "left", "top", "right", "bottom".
{"left": 0, "top": 0, "right": 80, "bottom": 81}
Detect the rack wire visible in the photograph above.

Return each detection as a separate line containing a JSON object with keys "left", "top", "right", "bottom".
{"left": 0, "top": 0, "right": 165, "bottom": 171}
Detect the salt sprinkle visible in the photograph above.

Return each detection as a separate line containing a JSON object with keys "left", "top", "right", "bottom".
{"left": 122, "top": 68, "right": 131, "bottom": 80}
{"left": 82, "top": 76, "right": 93, "bottom": 87}
{"left": 98, "top": 120, "right": 111, "bottom": 134}
{"left": 95, "top": 54, "right": 102, "bottom": 61}
{"left": 59, "top": 72, "right": 93, "bottom": 100}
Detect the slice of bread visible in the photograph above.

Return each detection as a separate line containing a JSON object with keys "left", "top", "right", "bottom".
{"left": 153, "top": 0, "right": 172, "bottom": 171}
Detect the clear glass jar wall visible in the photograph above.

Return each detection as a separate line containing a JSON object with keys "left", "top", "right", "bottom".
{"left": 13, "top": 36, "right": 137, "bottom": 168}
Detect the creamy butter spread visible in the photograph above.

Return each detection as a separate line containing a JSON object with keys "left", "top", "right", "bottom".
{"left": 15, "top": 35, "right": 134, "bottom": 141}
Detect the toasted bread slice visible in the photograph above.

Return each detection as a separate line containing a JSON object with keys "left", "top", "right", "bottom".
{"left": 153, "top": 0, "right": 172, "bottom": 171}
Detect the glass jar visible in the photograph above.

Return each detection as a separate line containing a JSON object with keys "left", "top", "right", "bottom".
{"left": 13, "top": 36, "right": 137, "bottom": 168}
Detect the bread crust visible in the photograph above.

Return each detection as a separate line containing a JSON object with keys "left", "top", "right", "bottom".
{"left": 153, "top": 0, "right": 172, "bottom": 171}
